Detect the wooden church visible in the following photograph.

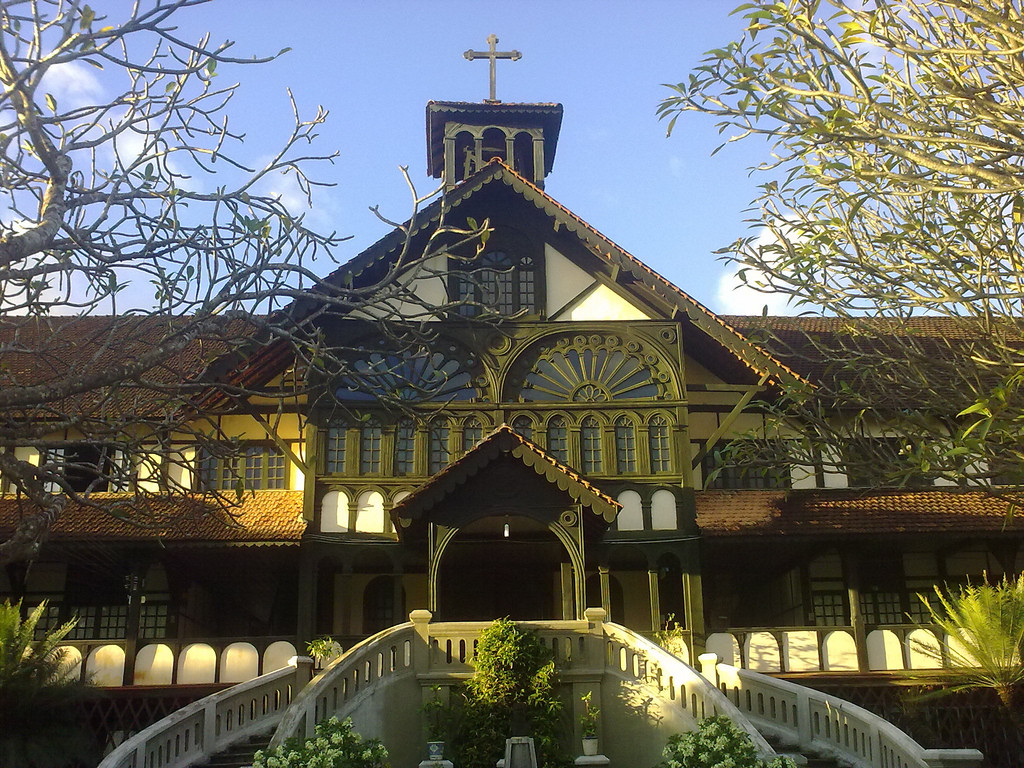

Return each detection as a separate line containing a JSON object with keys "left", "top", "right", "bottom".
{"left": 2, "top": 50, "right": 1023, "bottom": 735}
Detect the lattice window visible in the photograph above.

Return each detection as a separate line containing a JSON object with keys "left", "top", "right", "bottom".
{"left": 649, "top": 415, "right": 672, "bottom": 473}
{"left": 429, "top": 422, "right": 450, "bottom": 474}
{"left": 511, "top": 415, "right": 533, "bottom": 441}
{"left": 454, "top": 250, "right": 537, "bottom": 317}
{"left": 139, "top": 602, "right": 171, "bottom": 640}
{"left": 394, "top": 420, "right": 416, "bottom": 475}
{"left": 615, "top": 417, "right": 637, "bottom": 473}
{"left": 68, "top": 605, "right": 128, "bottom": 640}
{"left": 462, "top": 417, "right": 484, "bottom": 453}
{"left": 702, "top": 442, "right": 790, "bottom": 490}
{"left": 546, "top": 417, "right": 568, "bottom": 463}
{"left": 581, "top": 417, "right": 603, "bottom": 474}
{"left": 360, "top": 422, "right": 383, "bottom": 474}
{"left": 811, "top": 592, "right": 849, "bottom": 627}
{"left": 859, "top": 591, "right": 904, "bottom": 625}
{"left": 325, "top": 426, "right": 347, "bottom": 473}
{"left": 200, "top": 444, "right": 286, "bottom": 490}
{"left": 30, "top": 603, "right": 63, "bottom": 641}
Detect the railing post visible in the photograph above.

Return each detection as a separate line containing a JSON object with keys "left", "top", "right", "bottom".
{"left": 583, "top": 607, "right": 606, "bottom": 670}
{"left": 203, "top": 701, "right": 217, "bottom": 758}
{"left": 698, "top": 652, "right": 719, "bottom": 688}
{"left": 410, "top": 609, "right": 433, "bottom": 673}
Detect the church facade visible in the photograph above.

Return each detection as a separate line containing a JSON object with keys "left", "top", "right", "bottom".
{"left": 2, "top": 91, "right": 1023, "bottom": 698}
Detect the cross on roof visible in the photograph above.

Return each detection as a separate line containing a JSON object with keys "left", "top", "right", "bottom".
{"left": 463, "top": 34, "right": 521, "bottom": 103}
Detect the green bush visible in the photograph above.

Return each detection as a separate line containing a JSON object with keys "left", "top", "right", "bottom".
{"left": 449, "top": 618, "right": 570, "bottom": 768}
{"left": 0, "top": 600, "right": 96, "bottom": 768}
{"left": 657, "top": 716, "right": 795, "bottom": 768}
{"left": 252, "top": 716, "right": 388, "bottom": 768}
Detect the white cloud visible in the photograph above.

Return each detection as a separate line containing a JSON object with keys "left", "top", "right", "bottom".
{"left": 714, "top": 225, "right": 797, "bottom": 315}
{"left": 40, "top": 61, "right": 105, "bottom": 109}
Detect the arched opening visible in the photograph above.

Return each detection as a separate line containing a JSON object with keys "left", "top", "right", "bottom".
{"left": 454, "top": 130, "right": 476, "bottom": 181}
{"left": 481, "top": 127, "right": 507, "bottom": 163}
{"left": 436, "top": 515, "right": 568, "bottom": 621}
{"left": 512, "top": 131, "right": 535, "bottom": 181}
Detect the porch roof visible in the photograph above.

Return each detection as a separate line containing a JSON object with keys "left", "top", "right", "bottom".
{"left": 696, "top": 488, "right": 1024, "bottom": 538}
{"left": 0, "top": 490, "right": 306, "bottom": 545}
{"left": 390, "top": 424, "right": 619, "bottom": 536}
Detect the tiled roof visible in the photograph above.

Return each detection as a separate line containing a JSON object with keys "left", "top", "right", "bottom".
{"left": 696, "top": 488, "right": 1024, "bottom": 537}
{"left": 0, "top": 491, "right": 306, "bottom": 544}
{"left": 0, "top": 315, "right": 258, "bottom": 418}
{"left": 721, "top": 315, "right": 1023, "bottom": 383}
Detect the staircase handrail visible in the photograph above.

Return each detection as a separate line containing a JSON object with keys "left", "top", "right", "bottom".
{"left": 268, "top": 621, "right": 417, "bottom": 750}
{"left": 708, "top": 658, "right": 983, "bottom": 768}
{"left": 601, "top": 621, "right": 779, "bottom": 760}
{"left": 97, "top": 659, "right": 308, "bottom": 768}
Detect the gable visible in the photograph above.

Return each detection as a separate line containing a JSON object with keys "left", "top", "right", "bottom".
{"left": 254, "top": 161, "right": 805, "bottom": 393}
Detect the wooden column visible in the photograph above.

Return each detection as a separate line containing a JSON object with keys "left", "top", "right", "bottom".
{"left": 560, "top": 562, "right": 574, "bottom": 620}
{"left": 683, "top": 571, "right": 706, "bottom": 657}
{"left": 121, "top": 562, "right": 146, "bottom": 686}
{"left": 648, "top": 569, "right": 661, "bottom": 632}
{"left": 844, "top": 553, "right": 870, "bottom": 672}
{"left": 599, "top": 566, "right": 611, "bottom": 617}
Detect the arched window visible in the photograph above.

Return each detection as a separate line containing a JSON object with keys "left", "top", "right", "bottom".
{"left": 581, "top": 416, "right": 602, "bottom": 474}
{"left": 462, "top": 417, "right": 483, "bottom": 453}
{"left": 615, "top": 416, "right": 637, "bottom": 474}
{"left": 651, "top": 489, "right": 677, "bottom": 530}
{"left": 355, "top": 490, "right": 386, "bottom": 533}
{"left": 394, "top": 419, "right": 415, "bottom": 476}
{"left": 616, "top": 490, "right": 643, "bottom": 531}
{"left": 511, "top": 415, "right": 534, "bottom": 441}
{"left": 429, "top": 421, "right": 451, "bottom": 474}
{"left": 336, "top": 348, "right": 478, "bottom": 403}
{"left": 648, "top": 415, "right": 672, "bottom": 473}
{"left": 546, "top": 416, "right": 568, "bottom": 463}
{"left": 517, "top": 335, "right": 666, "bottom": 402}
{"left": 359, "top": 420, "right": 382, "bottom": 475}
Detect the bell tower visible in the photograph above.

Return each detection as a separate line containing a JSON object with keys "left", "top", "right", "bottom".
{"left": 426, "top": 35, "right": 563, "bottom": 190}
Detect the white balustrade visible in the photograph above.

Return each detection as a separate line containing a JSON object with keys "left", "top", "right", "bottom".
{"left": 710, "top": 658, "right": 983, "bottom": 768}
{"left": 98, "top": 660, "right": 307, "bottom": 768}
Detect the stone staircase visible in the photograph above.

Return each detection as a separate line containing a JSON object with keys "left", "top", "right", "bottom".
{"left": 99, "top": 614, "right": 984, "bottom": 768}
{"left": 200, "top": 733, "right": 271, "bottom": 768}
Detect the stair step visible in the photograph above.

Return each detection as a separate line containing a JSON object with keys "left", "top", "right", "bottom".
{"left": 199, "top": 735, "right": 271, "bottom": 768}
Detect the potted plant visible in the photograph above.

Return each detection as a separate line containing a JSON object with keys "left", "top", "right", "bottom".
{"left": 306, "top": 635, "right": 340, "bottom": 670}
{"left": 579, "top": 691, "right": 600, "bottom": 756}
{"left": 421, "top": 684, "right": 447, "bottom": 761}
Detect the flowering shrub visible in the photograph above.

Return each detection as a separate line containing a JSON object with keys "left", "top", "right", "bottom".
{"left": 253, "top": 717, "right": 389, "bottom": 768}
{"left": 657, "top": 716, "right": 795, "bottom": 768}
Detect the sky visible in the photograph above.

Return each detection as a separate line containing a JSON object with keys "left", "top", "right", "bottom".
{"left": 157, "top": 1, "right": 786, "bottom": 314}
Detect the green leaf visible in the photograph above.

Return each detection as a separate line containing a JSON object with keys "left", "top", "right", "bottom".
{"left": 44, "top": 93, "right": 57, "bottom": 113}
{"left": 79, "top": 5, "right": 95, "bottom": 29}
